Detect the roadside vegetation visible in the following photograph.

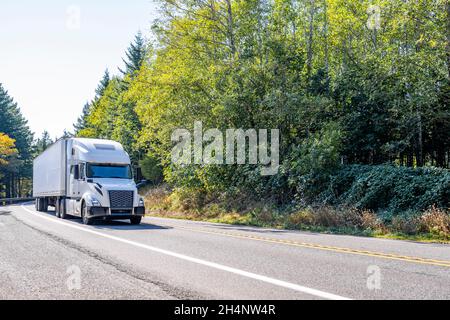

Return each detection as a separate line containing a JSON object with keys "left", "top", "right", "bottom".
{"left": 141, "top": 165, "right": 450, "bottom": 242}
{"left": 2, "top": 0, "right": 447, "bottom": 241}
{"left": 0, "top": 85, "right": 34, "bottom": 198}
{"left": 76, "top": 0, "right": 449, "bottom": 241}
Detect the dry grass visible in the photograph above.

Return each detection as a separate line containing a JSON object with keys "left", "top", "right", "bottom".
{"left": 391, "top": 216, "right": 420, "bottom": 235}
{"left": 142, "top": 185, "right": 450, "bottom": 242}
{"left": 286, "top": 207, "right": 385, "bottom": 232}
{"left": 419, "top": 206, "right": 450, "bottom": 238}
{"left": 142, "top": 184, "right": 172, "bottom": 213}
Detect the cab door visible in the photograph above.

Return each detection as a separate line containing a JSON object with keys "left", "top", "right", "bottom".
{"left": 69, "top": 165, "right": 80, "bottom": 214}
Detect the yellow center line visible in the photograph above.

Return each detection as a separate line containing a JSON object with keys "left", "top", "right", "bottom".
{"left": 156, "top": 222, "right": 450, "bottom": 268}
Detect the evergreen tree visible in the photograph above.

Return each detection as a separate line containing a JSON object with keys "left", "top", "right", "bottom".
{"left": 74, "top": 102, "right": 91, "bottom": 135}
{"left": 119, "top": 31, "right": 147, "bottom": 77}
{"left": 34, "top": 131, "right": 53, "bottom": 154}
{"left": 61, "top": 129, "right": 73, "bottom": 139}
{"left": 0, "top": 83, "right": 33, "bottom": 197}
{"left": 95, "top": 69, "right": 110, "bottom": 97}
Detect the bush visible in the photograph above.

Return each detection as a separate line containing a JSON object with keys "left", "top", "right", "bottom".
{"left": 391, "top": 215, "right": 421, "bottom": 235}
{"left": 419, "top": 206, "right": 450, "bottom": 238}
{"left": 322, "top": 165, "right": 450, "bottom": 214}
{"left": 169, "top": 187, "right": 207, "bottom": 212}
{"left": 287, "top": 210, "right": 315, "bottom": 228}
{"left": 286, "top": 207, "right": 385, "bottom": 232}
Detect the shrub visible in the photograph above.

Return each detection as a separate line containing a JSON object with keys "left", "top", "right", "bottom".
{"left": 313, "top": 206, "right": 344, "bottom": 228}
{"left": 143, "top": 185, "right": 171, "bottom": 211}
{"left": 323, "top": 165, "right": 450, "bottom": 214}
{"left": 287, "top": 210, "right": 315, "bottom": 228}
{"left": 169, "top": 187, "right": 207, "bottom": 212}
{"left": 360, "top": 210, "right": 385, "bottom": 232}
{"left": 419, "top": 206, "right": 450, "bottom": 238}
{"left": 391, "top": 215, "right": 421, "bottom": 235}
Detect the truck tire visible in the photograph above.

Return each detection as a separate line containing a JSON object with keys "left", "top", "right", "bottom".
{"left": 130, "top": 217, "right": 142, "bottom": 225}
{"left": 40, "top": 198, "right": 48, "bottom": 212}
{"left": 59, "top": 199, "right": 67, "bottom": 220}
{"left": 35, "top": 199, "right": 39, "bottom": 211}
{"left": 37, "top": 198, "right": 45, "bottom": 212}
{"left": 81, "top": 204, "right": 93, "bottom": 225}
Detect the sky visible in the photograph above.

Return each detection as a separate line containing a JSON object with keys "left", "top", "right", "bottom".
{"left": 0, "top": 0, "right": 158, "bottom": 139}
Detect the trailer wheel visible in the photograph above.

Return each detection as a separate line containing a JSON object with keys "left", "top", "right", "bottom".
{"left": 81, "top": 203, "right": 93, "bottom": 225}
{"left": 35, "top": 199, "right": 39, "bottom": 211}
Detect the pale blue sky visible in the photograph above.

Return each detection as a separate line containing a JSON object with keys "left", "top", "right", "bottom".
{"left": 0, "top": 0, "right": 158, "bottom": 139}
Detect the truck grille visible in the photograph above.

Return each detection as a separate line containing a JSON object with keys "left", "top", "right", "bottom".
{"left": 109, "top": 190, "right": 133, "bottom": 209}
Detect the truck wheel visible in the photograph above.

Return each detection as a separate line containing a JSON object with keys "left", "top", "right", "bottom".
{"left": 41, "top": 198, "right": 48, "bottom": 212}
{"left": 59, "top": 199, "right": 67, "bottom": 220}
{"left": 130, "top": 217, "right": 142, "bottom": 225}
{"left": 35, "top": 199, "right": 39, "bottom": 211}
{"left": 37, "top": 198, "right": 45, "bottom": 212}
{"left": 81, "top": 204, "right": 93, "bottom": 225}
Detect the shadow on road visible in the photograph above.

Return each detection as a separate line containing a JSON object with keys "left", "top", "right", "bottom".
{"left": 93, "top": 220, "right": 172, "bottom": 231}
{"left": 41, "top": 209, "right": 171, "bottom": 231}
{"left": 0, "top": 210, "right": 11, "bottom": 216}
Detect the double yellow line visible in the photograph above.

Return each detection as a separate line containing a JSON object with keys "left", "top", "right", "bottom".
{"left": 161, "top": 223, "right": 450, "bottom": 268}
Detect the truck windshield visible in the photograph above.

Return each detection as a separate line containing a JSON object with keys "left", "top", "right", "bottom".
{"left": 86, "top": 164, "right": 132, "bottom": 179}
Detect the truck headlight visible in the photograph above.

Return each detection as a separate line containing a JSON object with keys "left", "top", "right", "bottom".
{"left": 91, "top": 198, "right": 101, "bottom": 207}
{"left": 139, "top": 198, "right": 145, "bottom": 207}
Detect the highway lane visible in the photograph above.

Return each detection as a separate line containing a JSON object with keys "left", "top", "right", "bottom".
{"left": 1, "top": 203, "right": 450, "bottom": 300}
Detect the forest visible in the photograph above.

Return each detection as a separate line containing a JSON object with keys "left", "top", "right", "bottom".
{"left": 1, "top": 0, "right": 449, "bottom": 238}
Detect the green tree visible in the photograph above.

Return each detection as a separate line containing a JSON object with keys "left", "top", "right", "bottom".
{"left": 34, "top": 131, "right": 53, "bottom": 154}
{"left": 78, "top": 0, "right": 450, "bottom": 211}
{"left": 96, "top": 69, "right": 110, "bottom": 97}
{"left": 74, "top": 102, "right": 91, "bottom": 135}
{"left": 119, "top": 31, "right": 147, "bottom": 78}
{"left": 0, "top": 83, "right": 33, "bottom": 198}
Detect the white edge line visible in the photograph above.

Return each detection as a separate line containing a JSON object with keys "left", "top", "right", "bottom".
{"left": 20, "top": 204, "right": 351, "bottom": 300}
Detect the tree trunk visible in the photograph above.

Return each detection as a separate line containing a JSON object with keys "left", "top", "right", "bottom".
{"left": 323, "top": 0, "right": 329, "bottom": 77}
{"left": 306, "top": 0, "right": 315, "bottom": 80}
{"left": 447, "top": 0, "right": 450, "bottom": 79}
{"left": 225, "top": 0, "right": 236, "bottom": 58}
{"left": 416, "top": 110, "right": 423, "bottom": 166}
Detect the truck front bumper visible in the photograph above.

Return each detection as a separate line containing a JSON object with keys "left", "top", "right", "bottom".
{"left": 88, "top": 207, "right": 145, "bottom": 219}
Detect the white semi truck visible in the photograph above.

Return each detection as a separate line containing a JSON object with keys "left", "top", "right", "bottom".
{"left": 33, "top": 138, "right": 145, "bottom": 225}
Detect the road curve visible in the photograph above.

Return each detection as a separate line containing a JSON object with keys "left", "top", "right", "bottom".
{"left": 1, "top": 203, "right": 449, "bottom": 300}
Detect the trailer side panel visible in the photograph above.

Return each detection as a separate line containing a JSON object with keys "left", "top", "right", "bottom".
{"left": 33, "top": 140, "right": 66, "bottom": 197}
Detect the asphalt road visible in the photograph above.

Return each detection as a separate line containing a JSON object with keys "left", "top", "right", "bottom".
{"left": 1, "top": 203, "right": 450, "bottom": 300}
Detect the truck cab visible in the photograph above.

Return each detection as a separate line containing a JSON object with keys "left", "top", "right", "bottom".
{"left": 34, "top": 138, "right": 145, "bottom": 225}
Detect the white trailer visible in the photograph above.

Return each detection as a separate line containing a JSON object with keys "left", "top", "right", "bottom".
{"left": 33, "top": 138, "right": 145, "bottom": 225}
{"left": 33, "top": 139, "right": 66, "bottom": 198}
